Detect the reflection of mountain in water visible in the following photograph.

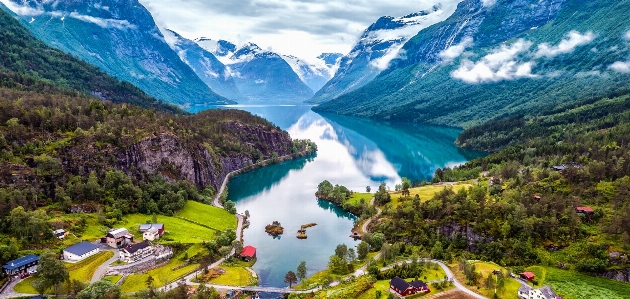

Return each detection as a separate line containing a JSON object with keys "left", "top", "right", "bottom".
{"left": 316, "top": 199, "right": 357, "bottom": 221}
{"left": 320, "top": 114, "right": 485, "bottom": 182}
{"left": 187, "top": 104, "right": 313, "bottom": 130}
{"left": 227, "top": 155, "right": 315, "bottom": 202}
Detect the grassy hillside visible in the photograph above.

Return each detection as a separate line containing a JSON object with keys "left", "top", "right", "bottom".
{"left": 0, "top": 7, "right": 182, "bottom": 114}
{"left": 314, "top": 0, "right": 630, "bottom": 128}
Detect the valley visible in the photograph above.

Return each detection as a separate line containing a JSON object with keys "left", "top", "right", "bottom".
{"left": 0, "top": 0, "right": 629, "bottom": 298}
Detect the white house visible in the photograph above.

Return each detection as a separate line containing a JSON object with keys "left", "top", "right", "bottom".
{"left": 518, "top": 285, "right": 561, "bottom": 299}
{"left": 105, "top": 228, "right": 133, "bottom": 248}
{"left": 53, "top": 229, "right": 67, "bottom": 239}
{"left": 63, "top": 241, "right": 100, "bottom": 262}
{"left": 143, "top": 227, "right": 160, "bottom": 241}
{"left": 120, "top": 241, "right": 153, "bottom": 263}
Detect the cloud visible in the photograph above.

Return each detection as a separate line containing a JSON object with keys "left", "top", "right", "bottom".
{"left": 481, "top": 0, "right": 496, "bottom": 7}
{"left": 625, "top": 30, "right": 630, "bottom": 40}
{"left": 138, "top": 0, "right": 465, "bottom": 59}
{"left": 451, "top": 39, "right": 536, "bottom": 83}
{"left": 370, "top": 47, "right": 405, "bottom": 71}
{"left": 535, "top": 30, "right": 595, "bottom": 58}
{"left": 439, "top": 36, "right": 473, "bottom": 61}
{"left": 68, "top": 12, "right": 136, "bottom": 29}
{"left": 609, "top": 61, "right": 630, "bottom": 73}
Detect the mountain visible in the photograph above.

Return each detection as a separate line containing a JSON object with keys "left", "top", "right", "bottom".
{"left": 0, "top": 4, "right": 182, "bottom": 114}
{"left": 281, "top": 54, "right": 339, "bottom": 93}
{"left": 195, "top": 39, "right": 314, "bottom": 101}
{"left": 0, "top": 0, "right": 234, "bottom": 106}
{"left": 308, "top": 5, "right": 452, "bottom": 104}
{"left": 314, "top": 0, "right": 630, "bottom": 128}
{"left": 162, "top": 29, "right": 242, "bottom": 101}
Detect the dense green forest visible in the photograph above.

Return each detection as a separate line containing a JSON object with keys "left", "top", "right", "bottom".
{"left": 0, "top": 8, "right": 182, "bottom": 114}
{"left": 365, "top": 90, "right": 630, "bottom": 276}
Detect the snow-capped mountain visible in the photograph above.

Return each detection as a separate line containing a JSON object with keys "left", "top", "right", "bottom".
{"left": 194, "top": 39, "right": 314, "bottom": 101}
{"left": 163, "top": 30, "right": 242, "bottom": 101}
{"left": 0, "top": 0, "right": 233, "bottom": 106}
{"left": 309, "top": 4, "right": 452, "bottom": 103}
{"left": 281, "top": 54, "right": 341, "bottom": 93}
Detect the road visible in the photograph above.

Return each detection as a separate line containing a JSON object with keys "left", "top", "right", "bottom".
{"left": 360, "top": 197, "right": 381, "bottom": 234}
{"left": 91, "top": 250, "right": 119, "bottom": 283}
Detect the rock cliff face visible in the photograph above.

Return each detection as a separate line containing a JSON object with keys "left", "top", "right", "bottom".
{"left": 438, "top": 223, "right": 489, "bottom": 252}
{"left": 597, "top": 268, "right": 630, "bottom": 283}
{"left": 116, "top": 123, "right": 293, "bottom": 190}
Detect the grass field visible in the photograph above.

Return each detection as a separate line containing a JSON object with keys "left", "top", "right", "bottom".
{"left": 390, "top": 184, "right": 472, "bottom": 207}
{"left": 67, "top": 251, "right": 114, "bottom": 282}
{"left": 175, "top": 201, "right": 237, "bottom": 231}
{"left": 356, "top": 277, "right": 454, "bottom": 299}
{"left": 471, "top": 262, "right": 520, "bottom": 299}
{"left": 346, "top": 193, "right": 373, "bottom": 206}
{"left": 207, "top": 266, "right": 256, "bottom": 286}
{"left": 120, "top": 244, "right": 207, "bottom": 293}
{"left": 526, "top": 266, "right": 630, "bottom": 299}
{"left": 102, "top": 275, "right": 122, "bottom": 284}
{"left": 121, "top": 213, "right": 218, "bottom": 243}
{"left": 13, "top": 251, "right": 114, "bottom": 294}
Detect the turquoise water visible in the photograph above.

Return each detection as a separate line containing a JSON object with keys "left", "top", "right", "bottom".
{"left": 200, "top": 105, "right": 484, "bottom": 289}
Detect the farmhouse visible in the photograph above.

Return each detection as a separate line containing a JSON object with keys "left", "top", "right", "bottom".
{"left": 575, "top": 206, "right": 594, "bottom": 215}
{"left": 53, "top": 229, "right": 68, "bottom": 239}
{"left": 389, "top": 276, "right": 430, "bottom": 297}
{"left": 2, "top": 254, "right": 39, "bottom": 276}
{"left": 120, "top": 241, "right": 153, "bottom": 263}
{"left": 63, "top": 241, "right": 100, "bottom": 262}
{"left": 240, "top": 245, "right": 257, "bottom": 261}
{"left": 518, "top": 285, "right": 561, "bottom": 299}
{"left": 519, "top": 272, "right": 536, "bottom": 281}
{"left": 139, "top": 223, "right": 165, "bottom": 234}
{"left": 143, "top": 227, "right": 161, "bottom": 241}
{"left": 105, "top": 228, "right": 134, "bottom": 248}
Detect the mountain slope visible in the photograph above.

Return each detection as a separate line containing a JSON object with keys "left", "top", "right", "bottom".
{"left": 0, "top": 0, "right": 234, "bottom": 106}
{"left": 281, "top": 55, "right": 338, "bottom": 93}
{"left": 196, "top": 40, "right": 314, "bottom": 101}
{"left": 0, "top": 4, "right": 182, "bottom": 114}
{"left": 314, "top": 0, "right": 630, "bottom": 128}
{"left": 308, "top": 5, "right": 453, "bottom": 104}
{"left": 163, "top": 29, "right": 242, "bottom": 101}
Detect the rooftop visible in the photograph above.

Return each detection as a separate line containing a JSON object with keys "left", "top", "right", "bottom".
{"left": 123, "top": 242, "right": 151, "bottom": 254}
{"left": 64, "top": 241, "right": 99, "bottom": 256}
{"left": 390, "top": 276, "right": 411, "bottom": 291}
{"left": 139, "top": 223, "right": 164, "bottom": 232}
{"left": 108, "top": 228, "right": 131, "bottom": 239}
{"left": 240, "top": 245, "right": 256, "bottom": 258}
{"left": 3, "top": 254, "right": 39, "bottom": 270}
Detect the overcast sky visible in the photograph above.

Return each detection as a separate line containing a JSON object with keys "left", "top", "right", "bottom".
{"left": 139, "top": 0, "right": 461, "bottom": 59}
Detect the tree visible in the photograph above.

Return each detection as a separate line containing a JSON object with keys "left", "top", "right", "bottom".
{"left": 328, "top": 255, "right": 348, "bottom": 274}
{"left": 297, "top": 261, "right": 307, "bottom": 281}
{"left": 430, "top": 241, "right": 444, "bottom": 260}
{"left": 218, "top": 246, "right": 231, "bottom": 258}
{"left": 36, "top": 252, "right": 69, "bottom": 295}
{"left": 284, "top": 271, "right": 298, "bottom": 288}
{"left": 77, "top": 280, "right": 121, "bottom": 299}
{"left": 223, "top": 200, "right": 236, "bottom": 214}
{"left": 335, "top": 244, "right": 348, "bottom": 260}
{"left": 357, "top": 241, "right": 369, "bottom": 260}
{"left": 366, "top": 186, "right": 371, "bottom": 193}
{"left": 369, "top": 233, "right": 386, "bottom": 251}
{"left": 244, "top": 210, "right": 250, "bottom": 218}
{"left": 347, "top": 248, "right": 356, "bottom": 263}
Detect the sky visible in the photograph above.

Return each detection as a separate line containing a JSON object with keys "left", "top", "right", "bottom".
{"left": 138, "top": 0, "right": 462, "bottom": 59}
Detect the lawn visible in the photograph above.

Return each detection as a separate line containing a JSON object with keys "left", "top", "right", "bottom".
{"left": 295, "top": 268, "right": 339, "bottom": 290}
{"left": 67, "top": 251, "right": 114, "bottom": 282}
{"left": 355, "top": 277, "right": 453, "bottom": 299}
{"left": 390, "top": 184, "right": 472, "bottom": 207}
{"left": 55, "top": 213, "right": 110, "bottom": 242}
{"left": 175, "top": 201, "right": 237, "bottom": 231}
{"left": 121, "top": 213, "right": 218, "bottom": 243}
{"left": 471, "top": 262, "right": 520, "bottom": 299}
{"left": 120, "top": 244, "right": 207, "bottom": 293}
{"left": 526, "top": 266, "right": 630, "bottom": 299}
{"left": 14, "top": 251, "right": 114, "bottom": 294}
{"left": 207, "top": 265, "right": 256, "bottom": 286}
{"left": 102, "top": 275, "right": 122, "bottom": 284}
{"left": 346, "top": 193, "right": 373, "bottom": 206}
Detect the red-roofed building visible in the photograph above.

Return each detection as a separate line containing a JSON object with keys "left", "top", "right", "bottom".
{"left": 576, "top": 206, "right": 594, "bottom": 215}
{"left": 240, "top": 246, "right": 256, "bottom": 261}
{"left": 520, "top": 272, "right": 536, "bottom": 281}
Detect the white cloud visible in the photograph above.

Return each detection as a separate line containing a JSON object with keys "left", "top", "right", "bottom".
{"left": 0, "top": 0, "right": 43, "bottom": 16}
{"left": 68, "top": 12, "right": 136, "bottom": 30}
{"left": 370, "top": 46, "right": 405, "bottom": 71}
{"left": 452, "top": 39, "right": 537, "bottom": 84}
{"left": 625, "top": 30, "right": 630, "bottom": 40}
{"left": 535, "top": 30, "right": 595, "bottom": 58}
{"left": 439, "top": 36, "right": 473, "bottom": 61}
{"left": 481, "top": 0, "right": 496, "bottom": 7}
{"left": 609, "top": 61, "right": 630, "bottom": 73}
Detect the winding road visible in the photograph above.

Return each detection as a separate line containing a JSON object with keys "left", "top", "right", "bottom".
{"left": 360, "top": 197, "right": 381, "bottom": 234}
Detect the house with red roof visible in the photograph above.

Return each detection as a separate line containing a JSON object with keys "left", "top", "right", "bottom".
{"left": 520, "top": 272, "right": 536, "bottom": 281}
{"left": 575, "top": 206, "right": 594, "bottom": 215}
{"left": 240, "top": 245, "right": 256, "bottom": 261}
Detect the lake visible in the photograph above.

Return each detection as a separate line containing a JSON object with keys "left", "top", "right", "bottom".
{"left": 189, "top": 104, "right": 484, "bottom": 291}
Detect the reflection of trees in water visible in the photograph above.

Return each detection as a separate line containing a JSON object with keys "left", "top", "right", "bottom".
{"left": 316, "top": 199, "right": 357, "bottom": 221}
{"left": 228, "top": 154, "right": 316, "bottom": 201}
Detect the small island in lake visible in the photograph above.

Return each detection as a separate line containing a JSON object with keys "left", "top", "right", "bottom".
{"left": 297, "top": 223, "right": 317, "bottom": 239}
{"left": 265, "top": 221, "right": 284, "bottom": 236}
